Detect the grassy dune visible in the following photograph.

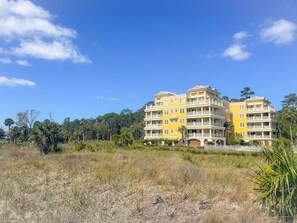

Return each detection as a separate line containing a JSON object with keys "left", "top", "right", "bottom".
{"left": 0, "top": 143, "right": 275, "bottom": 222}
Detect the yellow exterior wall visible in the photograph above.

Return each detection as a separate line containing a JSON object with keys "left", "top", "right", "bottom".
{"left": 160, "top": 95, "right": 187, "bottom": 139}
{"left": 229, "top": 102, "right": 247, "bottom": 139}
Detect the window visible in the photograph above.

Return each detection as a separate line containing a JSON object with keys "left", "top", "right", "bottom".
{"left": 164, "top": 100, "right": 168, "bottom": 105}
{"left": 164, "top": 120, "right": 168, "bottom": 125}
{"left": 240, "top": 114, "right": 244, "bottom": 118}
{"left": 180, "top": 98, "right": 184, "bottom": 104}
{"left": 175, "top": 109, "right": 178, "bottom": 113}
{"left": 164, "top": 130, "right": 168, "bottom": 135}
{"left": 171, "top": 109, "right": 173, "bottom": 113}
{"left": 240, "top": 123, "right": 245, "bottom": 127}
{"left": 180, "top": 109, "right": 184, "bottom": 114}
{"left": 239, "top": 105, "right": 244, "bottom": 110}
{"left": 180, "top": 119, "right": 184, "bottom": 124}
{"left": 164, "top": 110, "right": 168, "bottom": 114}
{"left": 171, "top": 129, "right": 174, "bottom": 133}
{"left": 170, "top": 99, "right": 173, "bottom": 103}
{"left": 240, "top": 132, "right": 245, "bottom": 136}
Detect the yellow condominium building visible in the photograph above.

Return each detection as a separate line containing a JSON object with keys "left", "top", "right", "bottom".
{"left": 144, "top": 85, "right": 229, "bottom": 147}
{"left": 230, "top": 96, "right": 277, "bottom": 146}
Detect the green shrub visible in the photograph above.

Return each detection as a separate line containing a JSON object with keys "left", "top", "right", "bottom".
{"left": 182, "top": 152, "right": 193, "bottom": 162}
{"left": 253, "top": 138, "right": 297, "bottom": 222}
{"left": 75, "top": 141, "right": 86, "bottom": 151}
{"left": 231, "top": 139, "right": 241, "bottom": 145}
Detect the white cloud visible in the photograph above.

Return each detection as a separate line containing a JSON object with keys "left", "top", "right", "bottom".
{"left": 13, "top": 38, "right": 90, "bottom": 63}
{"left": 0, "top": 0, "right": 89, "bottom": 64}
{"left": 96, "top": 96, "right": 105, "bottom": 100}
{"left": 260, "top": 19, "right": 297, "bottom": 44}
{"left": 233, "top": 31, "right": 249, "bottom": 41}
{"left": 0, "top": 57, "right": 12, "bottom": 64}
{"left": 0, "top": 76, "right": 36, "bottom": 87}
{"left": 110, "top": 97, "right": 119, "bottom": 101}
{"left": 222, "top": 44, "right": 250, "bottom": 61}
{"left": 16, "top": 59, "right": 31, "bottom": 66}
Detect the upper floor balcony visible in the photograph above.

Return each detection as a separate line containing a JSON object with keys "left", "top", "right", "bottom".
{"left": 246, "top": 107, "right": 275, "bottom": 113}
{"left": 144, "top": 124, "right": 163, "bottom": 130}
{"left": 145, "top": 105, "right": 163, "bottom": 111}
{"left": 144, "top": 114, "right": 163, "bottom": 121}
{"left": 187, "top": 100, "right": 224, "bottom": 108}
{"left": 246, "top": 116, "right": 273, "bottom": 122}
{"left": 187, "top": 111, "right": 224, "bottom": 118}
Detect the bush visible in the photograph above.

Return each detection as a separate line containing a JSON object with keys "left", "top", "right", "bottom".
{"left": 75, "top": 141, "right": 86, "bottom": 151}
{"left": 253, "top": 138, "right": 297, "bottom": 222}
{"left": 231, "top": 139, "right": 241, "bottom": 145}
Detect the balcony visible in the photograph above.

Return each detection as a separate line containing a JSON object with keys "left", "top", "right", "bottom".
{"left": 248, "top": 135, "right": 273, "bottom": 139}
{"left": 144, "top": 114, "right": 163, "bottom": 120}
{"left": 247, "top": 125, "right": 274, "bottom": 130}
{"left": 187, "top": 111, "right": 224, "bottom": 117}
{"left": 246, "top": 107, "right": 275, "bottom": 113}
{"left": 145, "top": 105, "right": 163, "bottom": 111}
{"left": 187, "top": 101, "right": 223, "bottom": 107}
{"left": 144, "top": 124, "right": 163, "bottom": 130}
{"left": 187, "top": 122, "right": 224, "bottom": 129}
{"left": 247, "top": 116, "right": 270, "bottom": 122}
{"left": 187, "top": 133, "right": 224, "bottom": 138}
{"left": 145, "top": 133, "right": 163, "bottom": 138}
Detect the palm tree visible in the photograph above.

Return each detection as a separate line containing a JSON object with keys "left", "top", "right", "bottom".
{"left": 31, "top": 120, "right": 64, "bottom": 155}
{"left": 282, "top": 107, "right": 297, "bottom": 142}
{"left": 224, "top": 121, "right": 233, "bottom": 145}
{"left": 4, "top": 118, "right": 14, "bottom": 132}
{"left": 178, "top": 125, "right": 188, "bottom": 146}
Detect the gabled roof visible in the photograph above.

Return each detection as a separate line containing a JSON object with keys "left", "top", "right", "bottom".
{"left": 187, "top": 85, "right": 219, "bottom": 94}
{"left": 154, "top": 91, "right": 176, "bottom": 97}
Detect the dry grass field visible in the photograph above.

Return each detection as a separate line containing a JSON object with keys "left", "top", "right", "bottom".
{"left": 0, "top": 142, "right": 277, "bottom": 223}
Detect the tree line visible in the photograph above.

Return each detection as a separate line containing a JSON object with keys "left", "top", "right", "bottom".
{"left": 1, "top": 88, "right": 297, "bottom": 154}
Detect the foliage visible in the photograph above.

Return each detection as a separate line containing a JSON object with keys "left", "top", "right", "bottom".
{"left": 75, "top": 141, "right": 87, "bottom": 151}
{"left": 111, "top": 127, "right": 134, "bottom": 147}
{"left": 4, "top": 118, "right": 14, "bottom": 131}
{"left": 282, "top": 93, "right": 297, "bottom": 108}
{"left": 0, "top": 128, "right": 5, "bottom": 139}
{"left": 253, "top": 138, "right": 297, "bottom": 222}
{"left": 178, "top": 125, "right": 188, "bottom": 146}
{"left": 31, "top": 120, "right": 64, "bottom": 154}
{"left": 16, "top": 109, "right": 40, "bottom": 129}
{"left": 240, "top": 86, "right": 255, "bottom": 100}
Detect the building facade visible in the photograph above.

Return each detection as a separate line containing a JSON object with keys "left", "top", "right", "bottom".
{"left": 144, "top": 85, "right": 229, "bottom": 146}
{"left": 229, "top": 97, "right": 277, "bottom": 146}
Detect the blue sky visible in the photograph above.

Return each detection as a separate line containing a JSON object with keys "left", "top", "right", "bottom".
{"left": 0, "top": 0, "right": 297, "bottom": 126}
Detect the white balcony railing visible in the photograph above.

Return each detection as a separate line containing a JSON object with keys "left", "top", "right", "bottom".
{"left": 145, "top": 134, "right": 162, "bottom": 138}
{"left": 246, "top": 107, "right": 275, "bottom": 112}
{"left": 187, "top": 101, "right": 223, "bottom": 107}
{"left": 145, "top": 105, "right": 162, "bottom": 110}
{"left": 247, "top": 125, "right": 272, "bottom": 130}
{"left": 187, "top": 111, "right": 223, "bottom": 116}
{"left": 145, "top": 124, "right": 162, "bottom": 128}
{"left": 247, "top": 116, "right": 270, "bottom": 121}
{"left": 187, "top": 133, "right": 224, "bottom": 138}
{"left": 145, "top": 115, "right": 163, "bottom": 119}
{"left": 187, "top": 122, "right": 223, "bottom": 127}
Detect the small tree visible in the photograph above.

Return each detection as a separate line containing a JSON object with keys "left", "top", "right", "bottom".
{"left": 282, "top": 107, "right": 297, "bottom": 142}
{"left": 31, "top": 120, "right": 64, "bottom": 155}
{"left": 253, "top": 138, "right": 297, "bottom": 222}
{"left": 178, "top": 125, "right": 188, "bottom": 146}
{"left": 111, "top": 127, "right": 133, "bottom": 147}
{"left": 4, "top": 118, "right": 14, "bottom": 132}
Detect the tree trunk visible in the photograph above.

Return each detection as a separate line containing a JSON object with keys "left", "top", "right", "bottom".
{"left": 290, "top": 125, "right": 293, "bottom": 141}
